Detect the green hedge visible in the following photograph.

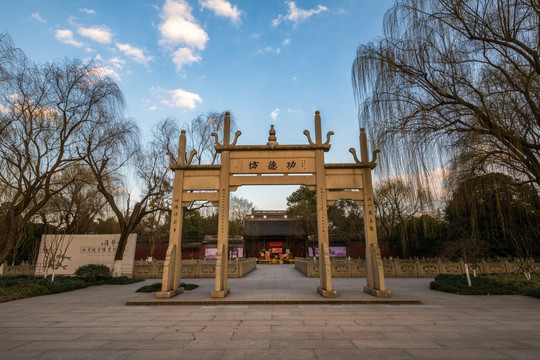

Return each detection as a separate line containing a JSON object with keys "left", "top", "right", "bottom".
{"left": 0, "top": 265, "right": 143, "bottom": 303}
{"left": 430, "top": 273, "right": 540, "bottom": 297}
{"left": 0, "top": 275, "right": 88, "bottom": 302}
{"left": 136, "top": 282, "right": 199, "bottom": 292}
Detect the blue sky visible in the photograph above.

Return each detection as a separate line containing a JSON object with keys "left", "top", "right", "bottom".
{"left": 1, "top": 0, "right": 395, "bottom": 210}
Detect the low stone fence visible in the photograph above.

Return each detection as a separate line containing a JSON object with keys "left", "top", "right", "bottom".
{"left": 132, "top": 258, "right": 258, "bottom": 279}
{"left": 295, "top": 257, "right": 540, "bottom": 278}
{"left": 1, "top": 258, "right": 258, "bottom": 279}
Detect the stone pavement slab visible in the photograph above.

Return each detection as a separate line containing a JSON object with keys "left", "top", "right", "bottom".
{"left": 128, "top": 265, "right": 420, "bottom": 305}
{"left": 1, "top": 264, "right": 539, "bottom": 359}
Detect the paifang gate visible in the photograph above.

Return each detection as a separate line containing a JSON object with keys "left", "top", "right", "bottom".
{"left": 157, "top": 111, "right": 390, "bottom": 299}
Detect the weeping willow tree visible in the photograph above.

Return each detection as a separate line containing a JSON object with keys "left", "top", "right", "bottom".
{"left": 184, "top": 111, "right": 237, "bottom": 165}
{"left": 352, "top": 0, "right": 540, "bottom": 189}
{"left": 445, "top": 173, "right": 540, "bottom": 259}
{"left": 352, "top": 0, "right": 540, "bottom": 257}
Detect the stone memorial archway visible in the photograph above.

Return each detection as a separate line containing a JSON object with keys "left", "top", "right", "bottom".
{"left": 157, "top": 111, "right": 390, "bottom": 299}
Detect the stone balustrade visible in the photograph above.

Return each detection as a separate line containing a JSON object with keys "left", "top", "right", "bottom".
{"left": 1, "top": 258, "right": 258, "bottom": 279}
{"left": 3, "top": 257, "right": 536, "bottom": 279}
{"left": 132, "top": 258, "right": 258, "bottom": 279}
{"left": 295, "top": 257, "right": 540, "bottom": 277}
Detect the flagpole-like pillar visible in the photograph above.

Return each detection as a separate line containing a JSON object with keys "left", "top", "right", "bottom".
{"left": 211, "top": 112, "right": 232, "bottom": 298}
{"left": 360, "top": 128, "right": 390, "bottom": 298}
{"left": 314, "top": 111, "right": 336, "bottom": 298}
{"left": 157, "top": 131, "right": 186, "bottom": 298}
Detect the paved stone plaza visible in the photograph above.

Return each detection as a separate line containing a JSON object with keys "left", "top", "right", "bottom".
{"left": 1, "top": 265, "right": 539, "bottom": 359}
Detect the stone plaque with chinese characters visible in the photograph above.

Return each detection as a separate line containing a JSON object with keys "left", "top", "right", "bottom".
{"left": 230, "top": 158, "right": 315, "bottom": 174}
{"left": 35, "top": 234, "right": 137, "bottom": 276}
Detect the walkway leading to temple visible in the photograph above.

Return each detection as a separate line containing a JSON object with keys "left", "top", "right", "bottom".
{"left": 3, "top": 274, "right": 539, "bottom": 360}
{"left": 129, "top": 265, "right": 418, "bottom": 305}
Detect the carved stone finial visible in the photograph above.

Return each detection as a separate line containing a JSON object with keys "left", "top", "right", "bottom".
{"left": 267, "top": 125, "right": 278, "bottom": 146}
{"left": 166, "top": 151, "right": 177, "bottom": 168}
{"left": 324, "top": 131, "right": 334, "bottom": 146}
{"left": 303, "top": 130, "right": 315, "bottom": 145}
{"left": 186, "top": 150, "right": 197, "bottom": 165}
{"left": 211, "top": 132, "right": 221, "bottom": 146}
{"left": 231, "top": 130, "right": 242, "bottom": 146}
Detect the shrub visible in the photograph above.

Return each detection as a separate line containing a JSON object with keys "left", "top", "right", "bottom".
{"left": 136, "top": 283, "right": 162, "bottom": 293}
{"left": 430, "top": 274, "right": 518, "bottom": 295}
{"left": 0, "top": 272, "right": 143, "bottom": 303}
{"left": 528, "top": 288, "right": 540, "bottom": 298}
{"left": 75, "top": 264, "right": 112, "bottom": 283}
{"left": 136, "top": 282, "right": 199, "bottom": 293}
{"left": 0, "top": 275, "right": 88, "bottom": 302}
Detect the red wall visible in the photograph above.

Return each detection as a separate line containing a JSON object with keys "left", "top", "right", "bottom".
{"left": 135, "top": 244, "right": 206, "bottom": 261}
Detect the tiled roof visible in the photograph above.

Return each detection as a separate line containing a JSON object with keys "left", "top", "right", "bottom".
{"left": 243, "top": 219, "right": 304, "bottom": 236}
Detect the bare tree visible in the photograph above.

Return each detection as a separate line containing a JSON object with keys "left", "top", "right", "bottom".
{"left": 184, "top": 111, "right": 236, "bottom": 165}
{"left": 40, "top": 164, "right": 107, "bottom": 234}
{"left": 229, "top": 195, "right": 254, "bottom": 236}
{"left": 136, "top": 120, "right": 178, "bottom": 260}
{"left": 230, "top": 195, "right": 253, "bottom": 222}
{"left": 374, "top": 178, "right": 428, "bottom": 257}
{"left": 328, "top": 199, "right": 364, "bottom": 258}
{"left": 38, "top": 231, "right": 74, "bottom": 282}
{"left": 352, "top": 0, "right": 540, "bottom": 189}
{"left": 84, "top": 119, "right": 173, "bottom": 273}
{"left": 0, "top": 33, "right": 126, "bottom": 265}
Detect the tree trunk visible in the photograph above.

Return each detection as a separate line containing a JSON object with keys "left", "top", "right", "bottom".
{"left": 114, "top": 229, "right": 131, "bottom": 261}
{"left": 112, "top": 230, "right": 132, "bottom": 277}
{"left": 0, "top": 217, "right": 20, "bottom": 266}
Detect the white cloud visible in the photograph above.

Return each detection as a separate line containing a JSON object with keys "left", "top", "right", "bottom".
{"left": 80, "top": 8, "right": 96, "bottom": 15}
{"left": 172, "top": 47, "right": 201, "bottom": 69}
{"left": 273, "top": 1, "right": 328, "bottom": 26}
{"left": 78, "top": 25, "right": 113, "bottom": 44}
{"left": 259, "top": 46, "right": 280, "bottom": 54}
{"left": 110, "top": 57, "right": 126, "bottom": 69}
{"left": 159, "top": 0, "right": 208, "bottom": 49}
{"left": 159, "top": 0, "right": 209, "bottom": 70}
{"left": 287, "top": 108, "right": 302, "bottom": 114}
{"left": 89, "top": 65, "right": 121, "bottom": 81}
{"left": 148, "top": 106, "right": 157, "bottom": 111}
{"left": 68, "top": 15, "right": 78, "bottom": 26}
{"left": 0, "top": 104, "right": 9, "bottom": 112}
{"left": 31, "top": 12, "right": 46, "bottom": 23}
{"left": 168, "top": 88, "right": 202, "bottom": 109}
{"left": 200, "top": 0, "right": 241, "bottom": 24}
{"left": 55, "top": 29, "right": 84, "bottom": 48}
{"left": 282, "top": 38, "right": 291, "bottom": 46}
{"left": 116, "top": 43, "right": 152, "bottom": 66}
{"left": 271, "top": 108, "right": 280, "bottom": 121}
